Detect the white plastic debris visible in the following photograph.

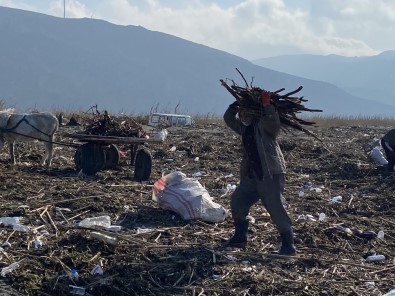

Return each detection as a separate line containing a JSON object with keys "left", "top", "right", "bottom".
{"left": 34, "top": 238, "right": 43, "bottom": 249}
{"left": 90, "top": 264, "right": 104, "bottom": 276}
{"left": 331, "top": 196, "right": 342, "bottom": 203}
{"left": 154, "top": 129, "right": 168, "bottom": 141}
{"left": 1, "top": 262, "right": 20, "bottom": 277}
{"left": 12, "top": 224, "right": 30, "bottom": 232}
{"left": 0, "top": 217, "right": 21, "bottom": 226}
{"left": 78, "top": 216, "right": 111, "bottom": 228}
{"left": 90, "top": 232, "right": 117, "bottom": 245}
{"left": 318, "top": 213, "right": 326, "bottom": 221}
{"left": 377, "top": 230, "right": 385, "bottom": 239}
{"left": 69, "top": 285, "right": 85, "bottom": 295}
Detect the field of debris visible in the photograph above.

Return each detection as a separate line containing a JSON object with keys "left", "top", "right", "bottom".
{"left": 0, "top": 113, "right": 394, "bottom": 296}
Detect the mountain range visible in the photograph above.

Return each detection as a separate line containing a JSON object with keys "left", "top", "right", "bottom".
{"left": 253, "top": 52, "right": 395, "bottom": 108}
{"left": 1, "top": 6, "right": 395, "bottom": 117}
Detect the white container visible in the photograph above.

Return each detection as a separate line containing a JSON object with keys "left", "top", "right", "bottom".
{"left": 12, "top": 224, "right": 30, "bottom": 232}
{"left": 78, "top": 216, "right": 111, "bottom": 228}
{"left": 366, "top": 255, "right": 385, "bottom": 263}
{"left": 90, "top": 231, "right": 117, "bottom": 245}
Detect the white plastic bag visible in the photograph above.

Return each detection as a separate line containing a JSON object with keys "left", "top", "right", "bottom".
{"left": 368, "top": 146, "right": 388, "bottom": 165}
{"left": 154, "top": 129, "right": 168, "bottom": 141}
{"left": 152, "top": 171, "right": 229, "bottom": 222}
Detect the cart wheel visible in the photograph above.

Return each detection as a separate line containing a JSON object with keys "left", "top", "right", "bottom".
{"left": 104, "top": 144, "right": 120, "bottom": 169}
{"left": 74, "top": 143, "right": 106, "bottom": 175}
{"left": 134, "top": 148, "right": 152, "bottom": 181}
{"left": 74, "top": 146, "right": 83, "bottom": 171}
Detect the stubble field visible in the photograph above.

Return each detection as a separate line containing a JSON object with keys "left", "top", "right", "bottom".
{"left": 0, "top": 116, "right": 394, "bottom": 296}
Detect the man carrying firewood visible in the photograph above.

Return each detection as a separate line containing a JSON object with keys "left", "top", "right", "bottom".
{"left": 381, "top": 129, "right": 395, "bottom": 173}
{"left": 222, "top": 90, "right": 296, "bottom": 255}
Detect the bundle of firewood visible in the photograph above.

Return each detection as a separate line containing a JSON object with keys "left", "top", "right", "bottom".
{"left": 220, "top": 69, "right": 323, "bottom": 140}
{"left": 84, "top": 110, "right": 145, "bottom": 137}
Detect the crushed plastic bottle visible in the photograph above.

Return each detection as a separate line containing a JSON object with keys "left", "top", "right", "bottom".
{"left": 69, "top": 285, "right": 85, "bottom": 295}
{"left": 0, "top": 217, "right": 21, "bottom": 226}
{"left": 78, "top": 216, "right": 111, "bottom": 228}
{"left": 1, "top": 262, "right": 20, "bottom": 277}
{"left": 12, "top": 224, "right": 30, "bottom": 232}
{"left": 366, "top": 255, "right": 385, "bottom": 263}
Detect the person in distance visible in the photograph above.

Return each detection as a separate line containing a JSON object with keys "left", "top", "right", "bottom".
{"left": 381, "top": 129, "right": 395, "bottom": 173}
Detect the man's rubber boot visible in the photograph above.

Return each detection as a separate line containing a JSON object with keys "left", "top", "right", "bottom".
{"left": 272, "top": 231, "right": 296, "bottom": 255}
{"left": 223, "top": 220, "right": 248, "bottom": 248}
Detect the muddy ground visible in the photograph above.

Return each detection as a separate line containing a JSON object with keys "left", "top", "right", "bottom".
{"left": 0, "top": 119, "right": 394, "bottom": 296}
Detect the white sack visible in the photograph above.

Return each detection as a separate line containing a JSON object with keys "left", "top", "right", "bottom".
{"left": 368, "top": 147, "right": 388, "bottom": 165}
{"left": 152, "top": 171, "right": 229, "bottom": 223}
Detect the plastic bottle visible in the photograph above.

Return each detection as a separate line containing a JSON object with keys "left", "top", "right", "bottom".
{"left": 12, "top": 224, "right": 30, "bottom": 232}
{"left": 78, "top": 216, "right": 111, "bottom": 228}
{"left": 366, "top": 255, "right": 385, "bottom": 263}
{"left": 0, "top": 217, "right": 21, "bottom": 226}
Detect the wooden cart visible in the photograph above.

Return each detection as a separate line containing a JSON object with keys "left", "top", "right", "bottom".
{"left": 68, "top": 134, "right": 164, "bottom": 180}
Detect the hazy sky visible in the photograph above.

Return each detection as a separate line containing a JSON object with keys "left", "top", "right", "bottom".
{"left": 1, "top": 0, "right": 394, "bottom": 59}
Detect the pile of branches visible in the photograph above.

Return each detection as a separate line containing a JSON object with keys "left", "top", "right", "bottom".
{"left": 84, "top": 107, "right": 145, "bottom": 137}
{"left": 220, "top": 69, "right": 323, "bottom": 140}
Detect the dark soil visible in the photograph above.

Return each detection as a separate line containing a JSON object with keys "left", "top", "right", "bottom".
{"left": 0, "top": 120, "right": 394, "bottom": 296}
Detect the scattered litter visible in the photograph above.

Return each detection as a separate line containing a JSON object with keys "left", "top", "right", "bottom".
{"left": 90, "top": 264, "right": 104, "bottom": 276}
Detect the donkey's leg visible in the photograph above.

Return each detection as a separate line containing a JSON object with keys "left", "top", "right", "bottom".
{"left": 9, "top": 143, "right": 16, "bottom": 165}
{"left": 42, "top": 138, "right": 54, "bottom": 167}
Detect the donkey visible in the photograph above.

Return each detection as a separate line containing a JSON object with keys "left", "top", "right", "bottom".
{"left": 0, "top": 109, "right": 59, "bottom": 166}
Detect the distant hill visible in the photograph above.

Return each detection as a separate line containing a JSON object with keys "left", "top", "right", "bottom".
{"left": 1, "top": 6, "right": 395, "bottom": 117}
{"left": 253, "top": 52, "right": 395, "bottom": 108}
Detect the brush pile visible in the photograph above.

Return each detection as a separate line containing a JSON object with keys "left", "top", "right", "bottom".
{"left": 220, "top": 69, "right": 323, "bottom": 140}
{"left": 84, "top": 109, "right": 145, "bottom": 137}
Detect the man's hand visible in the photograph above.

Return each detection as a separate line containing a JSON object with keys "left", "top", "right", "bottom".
{"left": 261, "top": 90, "right": 271, "bottom": 106}
{"left": 229, "top": 101, "right": 239, "bottom": 109}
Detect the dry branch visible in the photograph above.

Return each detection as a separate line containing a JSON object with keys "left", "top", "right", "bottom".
{"left": 220, "top": 69, "right": 323, "bottom": 141}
